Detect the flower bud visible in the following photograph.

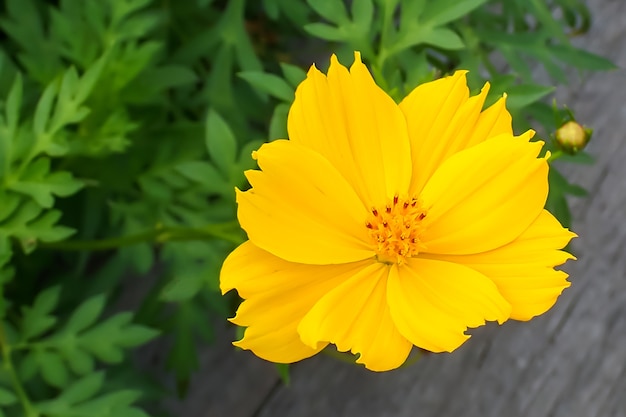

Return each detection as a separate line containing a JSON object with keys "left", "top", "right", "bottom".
{"left": 555, "top": 121, "right": 591, "bottom": 154}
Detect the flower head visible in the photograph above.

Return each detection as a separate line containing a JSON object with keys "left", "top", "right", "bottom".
{"left": 555, "top": 120, "right": 591, "bottom": 154}
{"left": 220, "top": 53, "right": 575, "bottom": 371}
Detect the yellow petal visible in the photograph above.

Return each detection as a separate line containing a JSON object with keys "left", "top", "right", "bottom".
{"left": 401, "top": 73, "right": 515, "bottom": 194}
{"left": 220, "top": 241, "right": 374, "bottom": 363}
{"left": 422, "top": 210, "right": 575, "bottom": 320}
{"left": 399, "top": 71, "right": 469, "bottom": 194}
{"left": 297, "top": 262, "right": 412, "bottom": 371}
{"left": 387, "top": 259, "right": 511, "bottom": 353}
{"left": 238, "top": 139, "right": 374, "bottom": 264}
{"left": 287, "top": 52, "right": 412, "bottom": 208}
{"left": 466, "top": 94, "right": 513, "bottom": 146}
{"left": 419, "top": 132, "right": 548, "bottom": 254}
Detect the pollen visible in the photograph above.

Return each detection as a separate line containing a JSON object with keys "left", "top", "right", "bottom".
{"left": 366, "top": 196, "right": 427, "bottom": 265}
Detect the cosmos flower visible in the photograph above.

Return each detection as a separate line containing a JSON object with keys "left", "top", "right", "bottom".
{"left": 220, "top": 52, "right": 575, "bottom": 371}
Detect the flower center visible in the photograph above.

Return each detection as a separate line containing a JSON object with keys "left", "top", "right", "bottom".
{"left": 366, "top": 196, "right": 427, "bottom": 265}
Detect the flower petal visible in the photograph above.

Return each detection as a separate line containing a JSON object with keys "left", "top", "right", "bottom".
{"left": 387, "top": 258, "right": 511, "bottom": 353}
{"left": 238, "top": 139, "right": 373, "bottom": 264}
{"left": 422, "top": 210, "right": 575, "bottom": 320}
{"left": 466, "top": 94, "right": 513, "bottom": 146}
{"left": 400, "top": 73, "right": 515, "bottom": 194}
{"left": 221, "top": 241, "right": 374, "bottom": 363}
{"left": 297, "top": 262, "right": 412, "bottom": 371}
{"left": 419, "top": 132, "right": 548, "bottom": 254}
{"left": 287, "top": 52, "right": 412, "bottom": 208}
{"left": 399, "top": 71, "right": 468, "bottom": 194}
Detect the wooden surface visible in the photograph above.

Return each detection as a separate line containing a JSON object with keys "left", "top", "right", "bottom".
{"left": 172, "top": 0, "right": 626, "bottom": 415}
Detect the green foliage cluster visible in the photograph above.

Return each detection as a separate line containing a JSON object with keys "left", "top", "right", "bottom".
{"left": 0, "top": 0, "right": 611, "bottom": 415}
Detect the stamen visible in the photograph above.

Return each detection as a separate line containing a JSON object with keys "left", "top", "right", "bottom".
{"left": 365, "top": 196, "right": 427, "bottom": 265}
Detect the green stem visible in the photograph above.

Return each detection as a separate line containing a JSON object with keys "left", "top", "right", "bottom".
{"left": 548, "top": 150, "right": 564, "bottom": 162}
{"left": 374, "top": 0, "right": 395, "bottom": 76}
{"left": 0, "top": 324, "right": 38, "bottom": 417}
{"left": 40, "top": 221, "right": 244, "bottom": 251}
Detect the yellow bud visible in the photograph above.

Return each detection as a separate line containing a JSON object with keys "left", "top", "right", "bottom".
{"left": 555, "top": 121, "right": 590, "bottom": 154}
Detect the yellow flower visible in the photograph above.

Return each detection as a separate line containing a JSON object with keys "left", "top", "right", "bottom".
{"left": 220, "top": 52, "right": 575, "bottom": 371}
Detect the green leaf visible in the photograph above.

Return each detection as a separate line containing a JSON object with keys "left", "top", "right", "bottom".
{"left": 499, "top": 47, "right": 533, "bottom": 81}
{"left": 38, "top": 389, "right": 148, "bottom": 417}
{"left": 63, "top": 294, "right": 107, "bottom": 333}
{"left": 33, "top": 78, "right": 58, "bottom": 137}
{"left": 21, "top": 286, "right": 60, "bottom": 340}
{"left": 528, "top": 0, "right": 569, "bottom": 44}
{"left": 126, "top": 65, "right": 197, "bottom": 103}
{"left": 205, "top": 110, "right": 237, "bottom": 177}
{"left": 420, "top": 27, "right": 465, "bottom": 50}
{"left": 160, "top": 273, "right": 205, "bottom": 302}
{"left": 421, "top": 0, "right": 487, "bottom": 26}
{"left": 546, "top": 187, "right": 571, "bottom": 228}
{"left": 18, "top": 352, "right": 38, "bottom": 382}
{"left": 304, "top": 23, "right": 345, "bottom": 41}
{"left": 5, "top": 73, "right": 22, "bottom": 131}
{"left": 78, "top": 313, "right": 158, "bottom": 363}
{"left": 269, "top": 103, "right": 289, "bottom": 140}
{"left": 49, "top": 67, "right": 92, "bottom": 134}
{"left": 238, "top": 71, "right": 294, "bottom": 102}
{"left": 262, "top": 0, "right": 280, "bottom": 19}
{"left": 556, "top": 151, "right": 595, "bottom": 165}
{"left": 550, "top": 45, "right": 617, "bottom": 70}
{"left": 351, "top": 0, "right": 374, "bottom": 34}
{"left": 64, "top": 346, "right": 95, "bottom": 375}
{"left": 392, "top": 26, "right": 464, "bottom": 54}
{"left": 37, "top": 349, "right": 69, "bottom": 388}
{"left": 217, "top": 0, "right": 262, "bottom": 73}
{"left": 56, "top": 67, "right": 79, "bottom": 114}
{"left": 76, "top": 390, "right": 147, "bottom": 417}
{"left": 0, "top": 202, "right": 75, "bottom": 246}
{"left": 233, "top": 140, "right": 263, "bottom": 186}
{"left": 0, "top": 387, "right": 17, "bottom": 406}
{"left": 549, "top": 167, "right": 588, "bottom": 197}
{"left": 0, "top": 193, "right": 20, "bottom": 222}
{"left": 504, "top": 84, "right": 555, "bottom": 110}
{"left": 306, "top": 0, "right": 349, "bottom": 24}
{"left": 166, "top": 305, "right": 200, "bottom": 384}
{"left": 279, "top": 63, "right": 306, "bottom": 88}
{"left": 7, "top": 157, "right": 83, "bottom": 208}
{"left": 58, "top": 372, "right": 105, "bottom": 404}
{"left": 117, "top": 324, "right": 159, "bottom": 348}
{"left": 74, "top": 53, "right": 107, "bottom": 104}
{"left": 174, "top": 161, "right": 230, "bottom": 194}
{"left": 399, "top": 0, "right": 426, "bottom": 30}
